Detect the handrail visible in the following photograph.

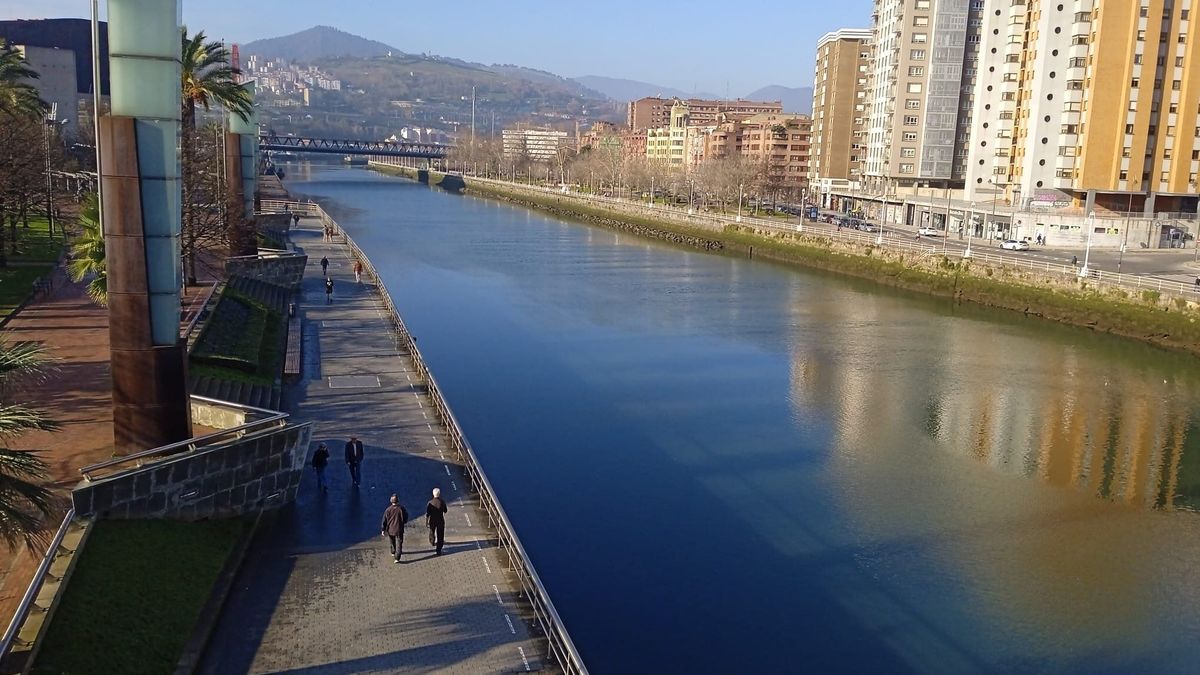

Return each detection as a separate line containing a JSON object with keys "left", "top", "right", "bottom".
{"left": 313, "top": 202, "right": 588, "bottom": 675}
{"left": 180, "top": 281, "right": 220, "bottom": 343}
{"left": 0, "top": 509, "right": 75, "bottom": 663}
{"left": 79, "top": 399, "right": 289, "bottom": 481}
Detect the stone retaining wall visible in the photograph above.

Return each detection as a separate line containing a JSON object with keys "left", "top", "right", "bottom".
{"left": 71, "top": 422, "right": 313, "bottom": 520}
{"left": 224, "top": 254, "right": 307, "bottom": 290}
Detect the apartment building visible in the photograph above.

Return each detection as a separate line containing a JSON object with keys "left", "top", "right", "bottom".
{"left": 646, "top": 100, "right": 691, "bottom": 168}
{"left": 708, "top": 113, "right": 813, "bottom": 198}
{"left": 501, "top": 128, "right": 568, "bottom": 161}
{"left": 810, "top": 28, "right": 873, "bottom": 204}
{"left": 969, "top": 1, "right": 1200, "bottom": 215}
{"left": 863, "top": 0, "right": 983, "bottom": 194}
{"left": 628, "top": 96, "right": 784, "bottom": 130}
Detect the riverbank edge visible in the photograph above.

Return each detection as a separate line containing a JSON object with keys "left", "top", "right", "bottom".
{"left": 372, "top": 163, "right": 1200, "bottom": 355}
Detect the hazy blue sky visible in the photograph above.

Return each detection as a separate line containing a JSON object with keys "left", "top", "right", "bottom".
{"left": 3, "top": 0, "right": 875, "bottom": 94}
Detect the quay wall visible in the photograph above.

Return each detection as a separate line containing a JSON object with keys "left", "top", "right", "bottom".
{"left": 370, "top": 163, "right": 1200, "bottom": 356}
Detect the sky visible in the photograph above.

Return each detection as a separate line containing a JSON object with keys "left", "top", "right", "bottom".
{"left": 2, "top": 0, "right": 875, "bottom": 95}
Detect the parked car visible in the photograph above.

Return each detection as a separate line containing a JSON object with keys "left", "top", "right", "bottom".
{"left": 857, "top": 222, "right": 877, "bottom": 232}
{"left": 918, "top": 226, "right": 939, "bottom": 236}
{"left": 1000, "top": 239, "right": 1030, "bottom": 251}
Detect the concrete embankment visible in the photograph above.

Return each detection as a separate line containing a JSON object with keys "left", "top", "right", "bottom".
{"left": 372, "top": 163, "right": 1200, "bottom": 355}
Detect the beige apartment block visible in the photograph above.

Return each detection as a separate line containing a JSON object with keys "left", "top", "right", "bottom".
{"left": 708, "top": 112, "right": 812, "bottom": 199}
{"left": 628, "top": 96, "right": 784, "bottom": 130}
{"left": 863, "top": 0, "right": 982, "bottom": 194}
{"left": 970, "top": 0, "right": 1200, "bottom": 216}
{"left": 810, "top": 28, "right": 873, "bottom": 204}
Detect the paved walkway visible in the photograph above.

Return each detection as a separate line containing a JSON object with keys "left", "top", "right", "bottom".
{"left": 200, "top": 221, "right": 546, "bottom": 674}
{"left": 0, "top": 279, "right": 113, "bottom": 626}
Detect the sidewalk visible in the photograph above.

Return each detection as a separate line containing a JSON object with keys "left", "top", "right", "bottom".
{"left": 0, "top": 280, "right": 113, "bottom": 629}
{"left": 199, "top": 220, "right": 545, "bottom": 674}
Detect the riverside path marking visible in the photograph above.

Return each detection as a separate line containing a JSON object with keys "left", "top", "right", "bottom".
{"left": 197, "top": 217, "right": 545, "bottom": 674}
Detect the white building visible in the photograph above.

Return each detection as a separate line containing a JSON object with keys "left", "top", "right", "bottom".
{"left": 502, "top": 128, "right": 568, "bottom": 161}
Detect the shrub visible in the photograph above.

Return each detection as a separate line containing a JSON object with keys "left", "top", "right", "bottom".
{"left": 1142, "top": 289, "right": 1162, "bottom": 304}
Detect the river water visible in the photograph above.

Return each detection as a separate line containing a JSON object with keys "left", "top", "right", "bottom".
{"left": 287, "top": 163, "right": 1200, "bottom": 674}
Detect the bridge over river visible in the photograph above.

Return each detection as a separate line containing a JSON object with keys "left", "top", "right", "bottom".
{"left": 258, "top": 133, "right": 448, "bottom": 159}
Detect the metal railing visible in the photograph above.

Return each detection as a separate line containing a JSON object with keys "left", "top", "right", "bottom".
{"left": 0, "top": 509, "right": 77, "bottom": 667}
{"left": 79, "top": 397, "right": 290, "bottom": 482}
{"left": 458, "top": 176, "right": 1200, "bottom": 304}
{"left": 304, "top": 201, "right": 588, "bottom": 675}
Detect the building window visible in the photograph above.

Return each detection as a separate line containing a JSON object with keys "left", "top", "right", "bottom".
{"left": 901, "top": 147, "right": 915, "bottom": 157}
{"left": 908, "top": 66, "right": 925, "bottom": 76}
{"left": 912, "top": 33, "right": 928, "bottom": 44}
{"left": 899, "top": 163, "right": 915, "bottom": 174}
{"left": 904, "top": 115, "right": 919, "bottom": 125}
{"left": 911, "top": 49, "right": 926, "bottom": 60}
{"left": 903, "top": 132, "right": 918, "bottom": 141}
{"left": 905, "top": 99, "right": 920, "bottom": 109}
{"left": 906, "top": 82, "right": 923, "bottom": 93}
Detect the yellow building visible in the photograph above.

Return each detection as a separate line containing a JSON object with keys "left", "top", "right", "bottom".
{"left": 969, "top": 1, "right": 1200, "bottom": 214}
{"left": 646, "top": 100, "right": 690, "bottom": 169}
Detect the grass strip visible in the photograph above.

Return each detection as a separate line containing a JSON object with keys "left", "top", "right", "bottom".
{"left": 0, "top": 264, "right": 54, "bottom": 319}
{"left": 30, "top": 518, "right": 247, "bottom": 675}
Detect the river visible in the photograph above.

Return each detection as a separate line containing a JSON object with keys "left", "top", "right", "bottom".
{"left": 286, "top": 162, "right": 1200, "bottom": 674}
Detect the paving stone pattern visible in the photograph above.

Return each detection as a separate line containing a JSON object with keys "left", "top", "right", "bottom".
{"left": 200, "top": 221, "right": 547, "bottom": 674}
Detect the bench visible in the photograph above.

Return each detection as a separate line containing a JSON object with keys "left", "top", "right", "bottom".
{"left": 283, "top": 315, "right": 302, "bottom": 379}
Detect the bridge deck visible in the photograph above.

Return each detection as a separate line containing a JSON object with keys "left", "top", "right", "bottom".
{"left": 199, "top": 221, "right": 546, "bottom": 674}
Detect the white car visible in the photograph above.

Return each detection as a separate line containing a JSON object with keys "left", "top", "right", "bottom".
{"left": 918, "top": 227, "right": 939, "bottom": 236}
{"left": 1000, "top": 239, "right": 1030, "bottom": 251}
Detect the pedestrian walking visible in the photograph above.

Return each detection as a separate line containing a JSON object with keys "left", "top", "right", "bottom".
{"left": 1194, "top": 275, "right": 1199, "bottom": 290}
{"left": 320, "top": 255, "right": 329, "bottom": 275}
{"left": 292, "top": 213, "right": 300, "bottom": 228}
{"left": 312, "top": 442, "right": 330, "bottom": 493}
{"left": 381, "top": 494, "right": 409, "bottom": 563}
{"left": 325, "top": 277, "right": 334, "bottom": 304}
{"left": 345, "top": 435, "right": 364, "bottom": 486}
{"left": 426, "top": 488, "right": 448, "bottom": 555}
{"left": 353, "top": 260, "right": 363, "bottom": 283}
{"left": 1072, "top": 255, "right": 1078, "bottom": 266}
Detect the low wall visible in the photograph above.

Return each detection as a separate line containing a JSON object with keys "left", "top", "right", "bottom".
{"left": 190, "top": 398, "right": 246, "bottom": 430}
{"left": 224, "top": 254, "right": 307, "bottom": 290}
{"left": 257, "top": 212, "right": 293, "bottom": 238}
{"left": 71, "top": 422, "right": 313, "bottom": 520}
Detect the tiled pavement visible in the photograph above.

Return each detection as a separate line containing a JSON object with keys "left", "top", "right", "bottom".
{"left": 200, "top": 222, "right": 547, "bottom": 674}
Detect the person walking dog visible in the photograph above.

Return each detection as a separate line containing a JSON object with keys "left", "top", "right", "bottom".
{"left": 311, "top": 443, "right": 330, "bottom": 493}
{"left": 381, "top": 494, "right": 409, "bottom": 563}
{"left": 426, "top": 488, "right": 448, "bottom": 555}
{"left": 345, "top": 435, "right": 364, "bottom": 487}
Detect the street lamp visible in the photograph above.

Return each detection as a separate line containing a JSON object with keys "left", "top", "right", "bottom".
{"left": 43, "top": 116, "right": 68, "bottom": 239}
{"left": 1079, "top": 210, "right": 1095, "bottom": 278}
{"left": 964, "top": 202, "right": 976, "bottom": 258}
{"left": 737, "top": 182, "right": 744, "bottom": 222}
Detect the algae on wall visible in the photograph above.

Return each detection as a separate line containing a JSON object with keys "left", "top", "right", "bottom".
{"left": 370, "top": 163, "right": 1200, "bottom": 356}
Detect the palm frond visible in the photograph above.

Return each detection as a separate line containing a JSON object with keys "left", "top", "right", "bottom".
{"left": 0, "top": 39, "right": 49, "bottom": 119}
{"left": 68, "top": 193, "right": 107, "bottom": 306}
{"left": 0, "top": 447, "right": 56, "bottom": 549}
{"left": 180, "top": 28, "right": 254, "bottom": 125}
{"left": 0, "top": 404, "right": 60, "bottom": 438}
{"left": 0, "top": 339, "right": 54, "bottom": 384}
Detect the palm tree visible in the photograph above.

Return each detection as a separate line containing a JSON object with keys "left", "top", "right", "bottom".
{"left": 0, "top": 339, "right": 58, "bottom": 549}
{"left": 181, "top": 29, "right": 254, "bottom": 260}
{"left": 67, "top": 193, "right": 106, "bottom": 305}
{"left": 0, "top": 39, "right": 48, "bottom": 120}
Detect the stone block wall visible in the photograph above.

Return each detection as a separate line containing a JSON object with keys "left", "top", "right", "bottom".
{"left": 190, "top": 398, "right": 247, "bottom": 429}
{"left": 224, "top": 254, "right": 308, "bottom": 290}
{"left": 71, "top": 422, "right": 313, "bottom": 520}
{"left": 257, "top": 212, "right": 293, "bottom": 238}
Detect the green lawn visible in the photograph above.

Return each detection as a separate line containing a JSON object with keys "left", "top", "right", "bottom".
{"left": 31, "top": 518, "right": 247, "bottom": 675}
{"left": 0, "top": 264, "right": 53, "bottom": 319}
{"left": 190, "top": 287, "right": 284, "bottom": 385}
{"left": 7, "top": 216, "right": 65, "bottom": 263}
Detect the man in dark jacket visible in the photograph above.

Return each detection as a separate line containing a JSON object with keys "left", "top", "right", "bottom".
{"left": 311, "top": 443, "right": 330, "bottom": 493}
{"left": 381, "top": 494, "right": 408, "bottom": 563}
{"left": 345, "top": 436, "right": 364, "bottom": 487}
{"left": 426, "top": 488, "right": 448, "bottom": 555}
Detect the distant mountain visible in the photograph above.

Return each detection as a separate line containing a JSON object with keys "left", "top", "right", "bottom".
{"left": 490, "top": 65, "right": 607, "bottom": 100}
{"left": 572, "top": 75, "right": 720, "bottom": 102}
{"left": 744, "top": 85, "right": 814, "bottom": 114}
{"left": 242, "top": 26, "right": 399, "bottom": 62}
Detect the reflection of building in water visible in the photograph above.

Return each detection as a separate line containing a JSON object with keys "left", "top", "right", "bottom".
{"left": 787, "top": 287, "right": 1199, "bottom": 512}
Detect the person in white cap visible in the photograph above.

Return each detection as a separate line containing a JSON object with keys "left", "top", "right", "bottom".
{"left": 425, "top": 487, "right": 448, "bottom": 555}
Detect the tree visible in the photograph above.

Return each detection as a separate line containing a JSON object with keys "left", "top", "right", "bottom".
{"left": 0, "top": 339, "right": 58, "bottom": 549}
{"left": 0, "top": 40, "right": 48, "bottom": 120}
{"left": 68, "top": 193, "right": 106, "bottom": 305}
{"left": 181, "top": 28, "right": 253, "bottom": 259}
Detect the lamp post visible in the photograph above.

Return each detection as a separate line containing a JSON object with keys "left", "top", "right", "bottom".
{"left": 942, "top": 187, "right": 951, "bottom": 255}
{"left": 965, "top": 202, "right": 976, "bottom": 258}
{"left": 649, "top": 175, "right": 654, "bottom": 207}
{"left": 42, "top": 116, "right": 68, "bottom": 238}
{"left": 1079, "top": 210, "right": 1095, "bottom": 278}
{"left": 737, "top": 182, "right": 743, "bottom": 222}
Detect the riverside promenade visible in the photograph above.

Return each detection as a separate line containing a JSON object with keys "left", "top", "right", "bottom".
{"left": 199, "top": 219, "right": 547, "bottom": 674}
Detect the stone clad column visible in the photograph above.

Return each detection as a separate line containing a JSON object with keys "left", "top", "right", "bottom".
{"left": 226, "top": 81, "right": 259, "bottom": 257}
{"left": 101, "top": 0, "right": 190, "bottom": 452}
